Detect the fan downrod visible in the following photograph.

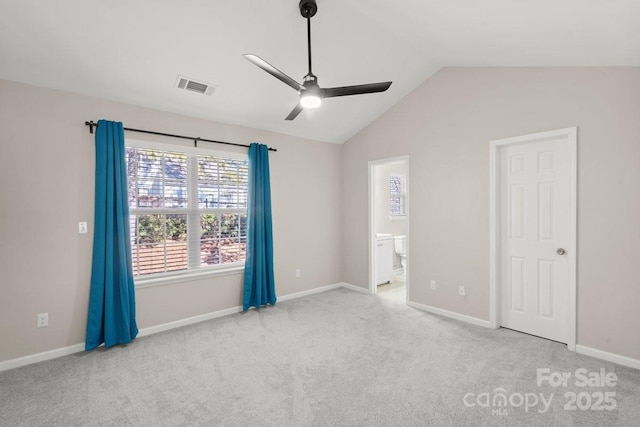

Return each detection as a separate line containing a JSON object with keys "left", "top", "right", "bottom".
{"left": 299, "top": 0, "right": 317, "bottom": 18}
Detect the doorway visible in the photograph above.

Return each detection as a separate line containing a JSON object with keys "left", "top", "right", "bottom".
{"left": 489, "top": 128, "right": 577, "bottom": 350}
{"left": 369, "top": 156, "right": 410, "bottom": 304}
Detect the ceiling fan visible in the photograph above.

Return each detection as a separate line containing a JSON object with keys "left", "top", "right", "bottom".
{"left": 244, "top": 0, "right": 392, "bottom": 121}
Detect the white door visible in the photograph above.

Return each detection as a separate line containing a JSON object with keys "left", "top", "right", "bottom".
{"left": 499, "top": 136, "right": 571, "bottom": 343}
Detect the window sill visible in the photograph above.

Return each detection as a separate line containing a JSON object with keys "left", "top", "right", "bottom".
{"left": 134, "top": 264, "right": 244, "bottom": 289}
{"left": 389, "top": 215, "right": 406, "bottom": 221}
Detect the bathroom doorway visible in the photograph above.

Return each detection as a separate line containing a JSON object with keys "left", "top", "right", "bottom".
{"left": 369, "top": 156, "right": 410, "bottom": 304}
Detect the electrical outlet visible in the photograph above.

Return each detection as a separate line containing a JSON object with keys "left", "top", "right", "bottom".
{"left": 295, "top": 269, "right": 301, "bottom": 278}
{"left": 458, "top": 286, "right": 466, "bottom": 297}
{"left": 78, "top": 222, "right": 88, "bottom": 234}
{"left": 37, "top": 313, "right": 49, "bottom": 328}
{"left": 430, "top": 280, "right": 436, "bottom": 290}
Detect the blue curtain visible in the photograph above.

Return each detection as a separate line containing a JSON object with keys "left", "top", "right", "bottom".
{"left": 243, "top": 143, "right": 276, "bottom": 310}
{"left": 85, "top": 120, "right": 138, "bottom": 350}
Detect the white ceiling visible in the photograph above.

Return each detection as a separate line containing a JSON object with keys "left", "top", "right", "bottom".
{"left": 1, "top": 0, "right": 639, "bottom": 143}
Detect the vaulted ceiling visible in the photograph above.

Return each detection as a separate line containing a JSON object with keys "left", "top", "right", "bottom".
{"left": 1, "top": 0, "right": 639, "bottom": 143}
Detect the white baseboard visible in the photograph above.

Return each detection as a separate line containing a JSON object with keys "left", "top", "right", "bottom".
{"left": 407, "top": 303, "right": 640, "bottom": 370}
{"left": 278, "top": 282, "right": 343, "bottom": 302}
{"left": 0, "top": 282, "right": 346, "bottom": 372}
{"left": 341, "top": 282, "right": 370, "bottom": 294}
{"left": 575, "top": 345, "right": 640, "bottom": 370}
{"left": 142, "top": 282, "right": 347, "bottom": 336}
{"left": 5, "top": 285, "right": 637, "bottom": 373}
{"left": 408, "top": 301, "right": 492, "bottom": 328}
{"left": 0, "top": 343, "right": 85, "bottom": 372}
{"left": 137, "top": 306, "right": 243, "bottom": 338}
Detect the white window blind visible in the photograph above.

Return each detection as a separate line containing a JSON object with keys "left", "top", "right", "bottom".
{"left": 126, "top": 145, "right": 248, "bottom": 279}
{"left": 390, "top": 174, "right": 406, "bottom": 217}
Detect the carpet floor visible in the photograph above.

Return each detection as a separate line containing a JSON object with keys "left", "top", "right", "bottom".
{"left": 1, "top": 288, "right": 639, "bottom": 426}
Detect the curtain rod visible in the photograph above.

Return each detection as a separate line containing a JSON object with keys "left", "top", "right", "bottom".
{"left": 84, "top": 121, "right": 277, "bottom": 152}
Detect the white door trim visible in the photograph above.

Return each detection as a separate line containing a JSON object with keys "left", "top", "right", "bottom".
{"left": 489, "top": 127, "right": 577, "bottom": 351}
{"left": 368, "top": 156, "right": 410, "bottom": 304}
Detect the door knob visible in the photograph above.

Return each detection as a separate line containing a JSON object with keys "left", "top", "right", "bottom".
{"left": 556, "top": 248, "right": 566, "bottom": 255}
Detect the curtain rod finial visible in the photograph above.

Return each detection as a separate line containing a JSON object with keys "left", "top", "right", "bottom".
{"left": 85, "top": 121, "right": 97, "bottom": 134}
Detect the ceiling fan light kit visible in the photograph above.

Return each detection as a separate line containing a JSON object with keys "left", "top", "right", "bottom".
{"left": 300, "top": 91, "right": 322, "bottom": 109}
{"left": 244, "top": 0, "right": 392, "bottom": 120}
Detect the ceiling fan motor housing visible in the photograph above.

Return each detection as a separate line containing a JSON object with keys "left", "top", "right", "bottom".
{"left": 303, "top": 74, "right": 318, "bottom": 85}
{"left": 299, "top": 0, "right": 318, "bottom": 18}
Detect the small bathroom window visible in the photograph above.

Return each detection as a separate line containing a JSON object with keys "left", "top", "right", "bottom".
{"left": 390, "top": 174, "right": 406, "bottom": 219}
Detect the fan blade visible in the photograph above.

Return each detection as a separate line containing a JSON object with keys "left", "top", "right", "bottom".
{"left": 285, "top": 104, "right": 304, "bottom": 121}
{"left": 243, "top": 54, "right": 304, "bottom": 91}
{"left": 322, "top": 81, "right": 392, "bottom": 98}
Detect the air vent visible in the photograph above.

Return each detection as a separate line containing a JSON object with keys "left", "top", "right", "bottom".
{"left": 175, "top": 75, "right": 216, "bottom": 96}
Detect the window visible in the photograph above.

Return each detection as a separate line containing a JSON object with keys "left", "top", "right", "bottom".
{"left": 126, "top": 142, "right": 248, "bottom": 280}
{"left": 389, "top": 174, "right": 406, "bottom": 217}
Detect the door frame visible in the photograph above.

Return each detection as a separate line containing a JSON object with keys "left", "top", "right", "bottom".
{"left": 368, "top": 155, "right": 410, "bottom": 303}
{"left": 489, "top": 128, "right": 577, "bottom": 351}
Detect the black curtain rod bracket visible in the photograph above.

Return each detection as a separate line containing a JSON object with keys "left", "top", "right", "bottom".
{"left": 84, "top": 121, "right": 277, "bottom": 152}
{"left": 85, "top": 121, "right": 97, "bottom": 134}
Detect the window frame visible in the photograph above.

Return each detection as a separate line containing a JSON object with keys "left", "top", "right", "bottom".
{"left": 126, "top": 139, "right": 249, "bottom": 288}
{"left": 389, "top": 173, "right": 406, "bottom": 220}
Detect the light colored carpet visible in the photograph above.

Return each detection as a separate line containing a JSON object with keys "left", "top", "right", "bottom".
{"left": 1, "top": 288, "right": 639, "bottom": 426}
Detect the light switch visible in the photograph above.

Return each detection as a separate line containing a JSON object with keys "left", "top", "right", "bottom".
{"left": 78, "top": 222, "right": 88, "bottom": 234}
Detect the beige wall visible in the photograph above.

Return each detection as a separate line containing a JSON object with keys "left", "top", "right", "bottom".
{"left": 342, "top": 67, "right": 640, "bottom": 360}
{"left": 0, "top": 79, "right": 342, "bottom": 362}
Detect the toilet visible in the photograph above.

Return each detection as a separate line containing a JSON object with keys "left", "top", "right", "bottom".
{"left": 393, "top": 235, "right": 407, "bottom": 274}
